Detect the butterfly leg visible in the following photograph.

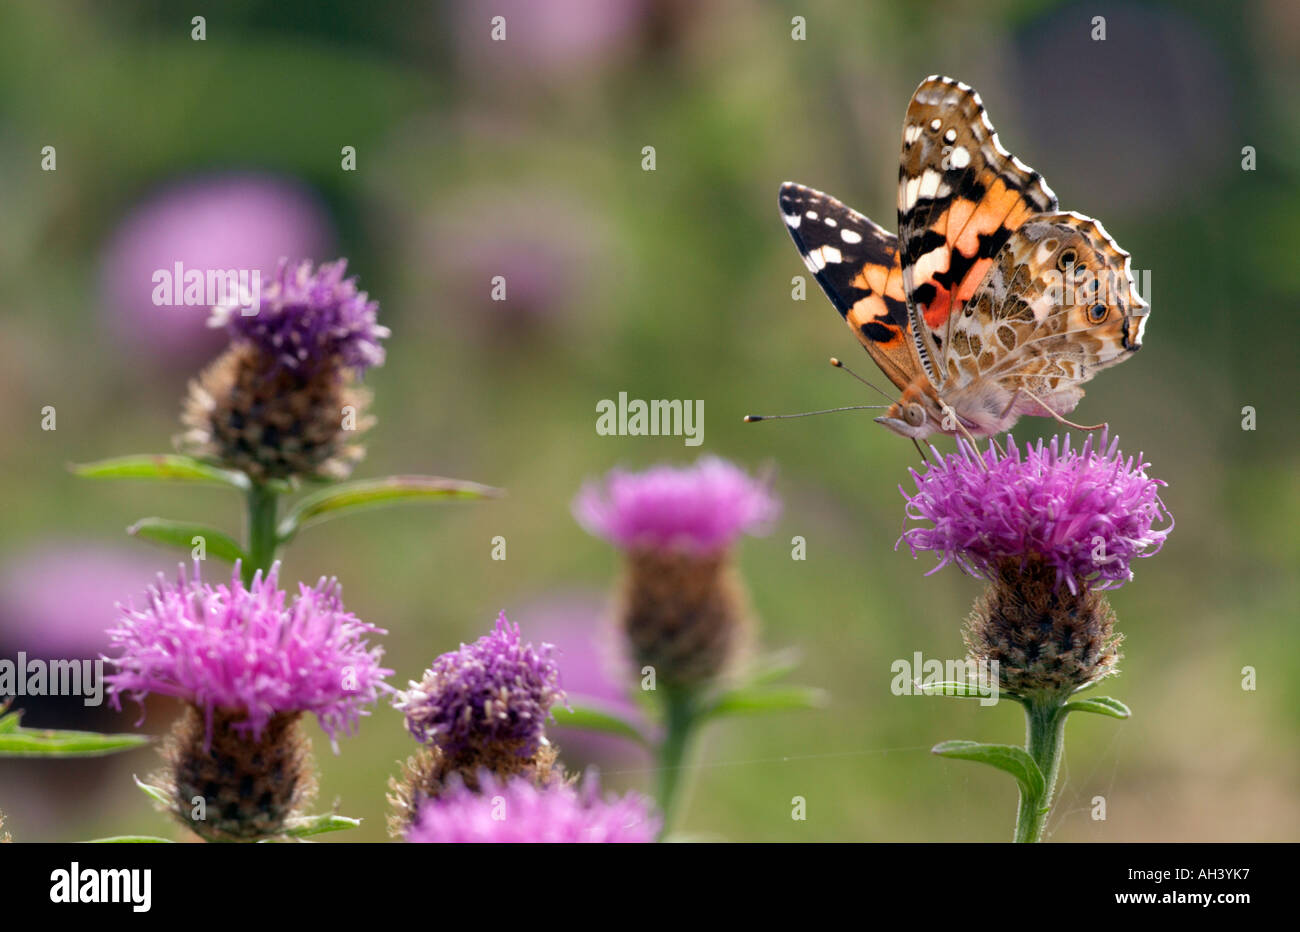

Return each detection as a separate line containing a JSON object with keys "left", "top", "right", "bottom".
{"left": 937, "top": 399, "right": 989, "bottom": 467}
{"left": 998, "top": 389, "right": 1024, "bottom": 421}
{"left": 1019, "top": 386, "right": 1106, "bottom": 432}
{"left": 911, "top": 437, "right": 926, "bottom": 462}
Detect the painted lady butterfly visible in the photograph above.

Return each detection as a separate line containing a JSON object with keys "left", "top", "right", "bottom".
{"left": 780, "top": 75, "right": 1149, "bottom": 441}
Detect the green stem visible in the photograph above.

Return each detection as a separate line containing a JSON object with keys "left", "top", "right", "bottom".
{"left": 1014, "top": 695, "right": 1068, "bottom": 843}
{"left": 654, "top": 686, "right": 698, "bottom": 840}
{"left": 243, "top": 483, "right": 280, "bottom": 586}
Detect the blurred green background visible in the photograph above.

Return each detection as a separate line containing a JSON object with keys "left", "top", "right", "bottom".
{"left": 0, "top": 0, "right": 1296, "bottom": 842}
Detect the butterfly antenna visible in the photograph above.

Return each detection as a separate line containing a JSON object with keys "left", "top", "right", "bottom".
{"left": 744, "top": 404, "right": 886, "bottom": 423}
{"left": 829, "top": 357, "right": 896, "bottom": 404}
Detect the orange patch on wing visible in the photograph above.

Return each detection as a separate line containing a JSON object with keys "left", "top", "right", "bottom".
{"left": 945, "top": 197, "right": 976, "bottom": 242}
{"left": 955, "top": 257, "right": 993, "bottom": 304}
{"left": 953, "top": 178, "right": 1031, "bottom": 256}
{"left": 884, "top": 271, "right": 906, "bottom": 300}
{"left": 923, "top": 284, "right": 951, "bottom": 329}
{"left": 852, "top": 261, "right": 898, "bottom": 297}
{"left": 847, "top": 296, "right": 903, "bottom": 345}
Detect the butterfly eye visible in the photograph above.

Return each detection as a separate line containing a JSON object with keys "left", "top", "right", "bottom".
{"left": 1087, "top": 304, "right": 1109, "bottom": 324}
{"left": 1057, "top": 248, "right": 1077, "bottom": 270}
{"left": 903, "top": 403, "right": 926, "bottom": 427}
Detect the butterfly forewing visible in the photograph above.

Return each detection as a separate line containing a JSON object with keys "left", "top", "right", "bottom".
{"left": 896, "top": 75, "right": 1058, "bottom": 388}
{"left": 778, "top": 183, "right": 916, "bottom": 391}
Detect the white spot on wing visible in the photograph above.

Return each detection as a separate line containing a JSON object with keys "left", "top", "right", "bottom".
{"left": 950, "top": 146, "right": 971, "bottom": 169}
{"left": 1028, "top": 290, "right": 1056, "bottom": 323}
{"left": 783, "top": 213, "right": 801, "bottom": 229}
{"left": 813, "top": 245, "right": 843, "bottom": 266}
{"left": 913, "top": 245, "right": 950, "bottom": 284}
{"left": 917, "top": 168, "right": 943, "bottom": 201}
{"left": 841, "top": 229, "right": 862, "bottom": 244}
{"left": 903, "top": 175, "right": 921, "bottom": 209}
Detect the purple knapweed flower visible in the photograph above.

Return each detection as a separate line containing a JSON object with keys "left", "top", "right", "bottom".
{"left": 396, "top": 613, "right": 564, "bottom": 757}
{"left": 406, "top": 772, "right": 658, "bottom": 843}
{"left": 574, "top": 456, "right": 778, "bottom": 688}
{"left": 105, "top": 561, "right": 391, "bottom": 749}
{"left": 181, "top": 258, "right": 386, "bottom": 481}
{"left": 899, "top": 432, "right": 1171, "bottom": 592}
{"left": 573, "top": 456, "right": 779, "bottom": 555}
{"left": 211, "top": 257, "right": 389, "bottom": 376}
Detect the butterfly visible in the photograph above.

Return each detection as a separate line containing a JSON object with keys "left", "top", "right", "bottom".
{"left": 779, "top": 75, "right": 1149, "bottom": 442}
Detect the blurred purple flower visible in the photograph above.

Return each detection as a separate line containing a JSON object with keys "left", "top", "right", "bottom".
{"left": 452, "top": 0, "right": 648, "bottom": 78}
{"left": 519, "top": 592, "right": 631, "bottom": 708}
{"left": 396, "top": 612, "right": 565, "bottom": 756}
{"left": 899, "top": 432, "right": 1172, "bottom": 592}
{"left": 213, "top": 258, "right": 389, "bottom": 376}
{"left": 519, "top": 592, "right": 647, "bottom": 762}
{"left": 574, "top": 456, "right": 779, "bottom": 555}
{"left": 407, "top": 772, "right": 657, "bottom": 843}
{"left": 100, "top": 174, "right": 333, "bottom": 364}
{"left": 421, "top": 191, "right": 605, "bottom": 343}
{"left": 0, "top": 544, "right": 160, "bottom": 659}
{"left": 105, "top": 561, "right": 391, "bottom": 748}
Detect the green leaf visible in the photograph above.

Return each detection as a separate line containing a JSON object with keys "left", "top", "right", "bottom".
{"left": 128, "top": 518, "right": 246, "bottom": 564}
{"left": 133, "top": 775, "right": 173, "bottom": 808}
{"left": 86, "top": 836, "right": 175, "bottom": 843}
{"left": 278, "top": 475, "right": 503, "bottom": 541}
{"left": 741, "top": 648, "right": 804, "bottom": 688}
{"left": 278, "top": 813, "right": 362, "bottom": 838}
{"left": 71, "top": 454, "right": 249, "bottom": 491}
{"left": 552, "top": 700, "right": 651, "bottom": 748}
{"left": 0, "top": 726, "right": 150, "bottom": 758}
{"left": 931, "top": 740, "right": 1046, "bottom": 799}
{"left": 1063, "top": 695, "right": 1132, "bottom": 719}
{"left": 916, "top": 680, "right": 1001, "bottom": 700}
{"left": 701, "top": 684, "right": 828, "bottom": 722}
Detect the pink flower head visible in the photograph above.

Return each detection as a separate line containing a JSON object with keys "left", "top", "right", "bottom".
{"left": 899, "top": 432, "right": 1172, "bottom": 592}
{"left": 407, "top": 772, "right": 658, "bottom": 843}
{"left": 105, "top": 562, "right": 391, "bottom": 749}
{"left": 573, "top": 456, "right": 779, "bottom": 555}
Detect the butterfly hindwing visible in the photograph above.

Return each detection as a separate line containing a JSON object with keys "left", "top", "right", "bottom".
{"left": 921, "top": 211, "right": 1150, "bottom": 436}
{"left": 896, "top": 75, "right": 1059, "bottom": 387}
{"left": 942, "top": 212, "right": 1148, "bottom": 408}
{"left": 778, "top": 183, "right": 916, "bottom": 391}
